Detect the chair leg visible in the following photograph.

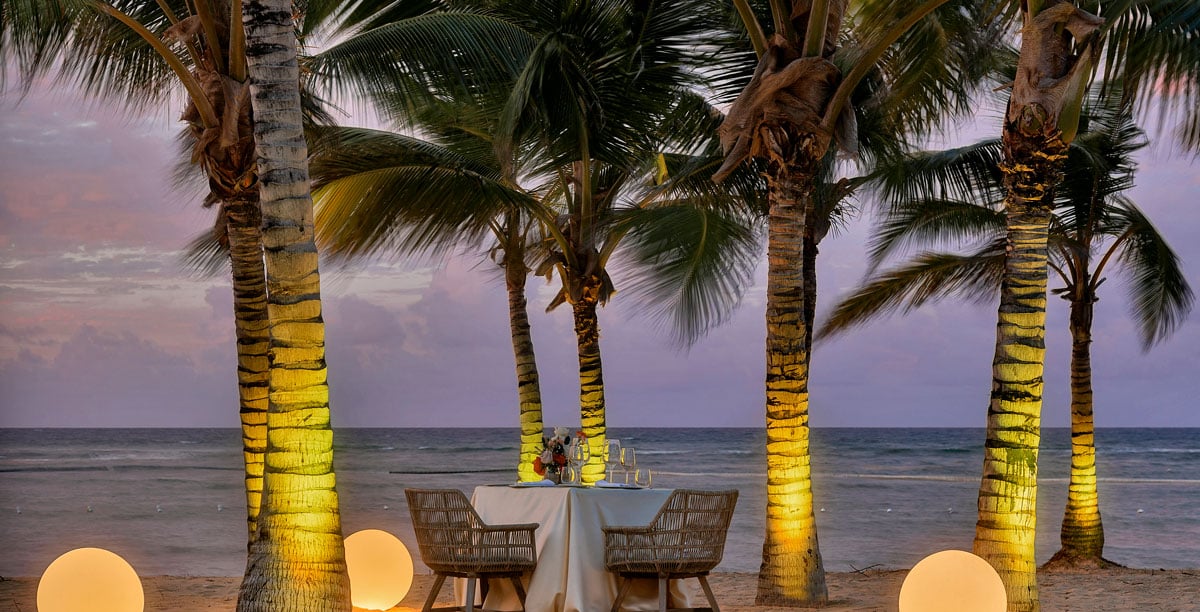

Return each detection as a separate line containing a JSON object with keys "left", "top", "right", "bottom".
{"left": 509, "top": 576, "right": 528, "bottom": 611}
{"left": 464, "top": 577, "right": 476, "bottom": 612}
{"left": 658, "top": 576, "right": 668, "bottom": 612}
{"left": 480, "top": 577, "right": 490, "bottom": 609}
{"left": 422, "top": 574, "right": 447, "bottom": 612}
{"left": 610, "top": 576, "right": 633, "bottom": 612}
{"left": 697, "top": 575, "right": 720, "bottom": 612}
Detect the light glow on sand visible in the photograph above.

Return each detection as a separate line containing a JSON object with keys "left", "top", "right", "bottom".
{"left": 345, "top": 529, "right": 414, "bottom": 610}
{"left": 37, "top": 547, "right": 144, "bottom": 612}
{"left": 899, "top": 549, "right": 1006, "bottom": 612}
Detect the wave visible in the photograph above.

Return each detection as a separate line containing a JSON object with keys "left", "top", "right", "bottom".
{"left": 636, "top": 450, "right": 688, "bottom": 455}
{"left": 415, "top": 446, "right": 517, "bottom": 453}
{"left": 388, "top": 468, "right": 512, "bottom": 474}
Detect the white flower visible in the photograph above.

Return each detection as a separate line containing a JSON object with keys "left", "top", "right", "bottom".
{"left": 553, "top": 427, "right": 570, "bottom": 439}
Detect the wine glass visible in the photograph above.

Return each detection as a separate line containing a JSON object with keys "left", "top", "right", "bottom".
{"left": 620, "top": 447, "right": 637, "bottom": 484}
{"left": 603, "top": 439, "right": 622, "bottom": 482}
{"left": 634, "top": 468, "right": 652, "bottom": 488}
{"left": 567, "top": 441, "right": 589, "bottom": 484}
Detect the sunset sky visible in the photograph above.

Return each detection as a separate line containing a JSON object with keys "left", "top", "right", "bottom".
{"left": 2, "top": 79, "right": 1198, "bottom": 429}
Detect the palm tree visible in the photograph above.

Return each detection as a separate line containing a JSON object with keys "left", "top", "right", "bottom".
{"left": 715, "top": 1, "right": 1007, "bottom": 604}
{"left": 311, "top": 0, "right": 763, "bottom": 484}
{"left": 969, "top": 3, "right": 1199, "bottom": 608}
{"left": 235, "top": 0, "right": 349, "bottom": 608}
{"left": 3, "top": 0, "right": 355, "bottom": 606}
{"left": 822, "top": 103, "right": 1193, "bottom": 572}
{"left": 308, "top": 123, "right": 550, "bottom": 482}
{"left": 8, "top": 0, "right": 273, "bottom": 543}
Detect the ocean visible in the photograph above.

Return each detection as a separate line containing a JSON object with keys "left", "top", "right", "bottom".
{"left": 1, "top": 428, "right": 1197, "bottom": 577}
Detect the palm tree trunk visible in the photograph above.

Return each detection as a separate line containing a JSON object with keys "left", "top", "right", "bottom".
{"left": 226, "top": 197, "right": 270, "bottom": 544}
{"left": 237, "top": 0, "right": 350, "bottom": 609}
{"left": 573, "top": 288, "right": 607, "bottom": 484}
{"left": 974, "top": 124, "right": 1066, "bottom": 612}
{"left": 506, "top": 251, "right": 545, "bottom": 482}
{"left": 803, "top": 210, "right": 819, "bottom": 357}
{"left": 755, "top": 133, "right": 828, "bottom": 607}
{"left": 1048, "top": 295, "right": 1107, "bottom": 565}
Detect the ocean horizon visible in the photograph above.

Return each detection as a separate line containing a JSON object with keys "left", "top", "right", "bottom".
{"left": 2, "top": 427, "right": 1197, "bottom": 577}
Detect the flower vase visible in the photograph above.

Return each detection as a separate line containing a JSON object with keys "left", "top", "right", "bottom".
{"left": 548, "top": 471, "right": 562, "bottom": 485}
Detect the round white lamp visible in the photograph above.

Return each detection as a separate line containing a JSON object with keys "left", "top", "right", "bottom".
{"left": 899, "top": 549, "right": 1006, "bottom": 612}
{"left": 37, "top": 547, "right": 144, "bottom": 612}
{"left": 344, "top": 528, "right": 415, "bottom": 611}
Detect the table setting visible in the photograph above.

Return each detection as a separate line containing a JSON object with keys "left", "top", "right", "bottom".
{"left": 454, "top": 428, "right": 699, "bottom": 612}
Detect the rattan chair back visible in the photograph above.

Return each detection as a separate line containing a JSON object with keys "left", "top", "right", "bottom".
{"left": 405, "top": 488, "right": 537, "bottom": 575}
{"left": 604, "top": 488, "right": 738, "bottom": 576}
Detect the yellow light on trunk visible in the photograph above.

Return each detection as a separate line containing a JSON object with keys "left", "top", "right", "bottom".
{"left": 899, "top": 550, "right": 1006, "bottom": 612}
{"left": 37, "top": 547, "right": 144, "bottom": 612}
{"left": 345, "top": 528, "right": 414, "bottom": 610}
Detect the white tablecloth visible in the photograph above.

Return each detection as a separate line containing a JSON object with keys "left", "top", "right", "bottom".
{"left": 456, "top": 486, "right": 701, "bottom": 612}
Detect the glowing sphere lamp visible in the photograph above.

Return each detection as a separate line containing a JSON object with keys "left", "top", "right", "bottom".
{"left": 37, "top": 547, "right": 144, "bottom": 612}
{"left": 345, "top": 528, "right": 415, "bottom": 610}
{"left": 899, "top": 550, "right": 1006, "bottom": 612}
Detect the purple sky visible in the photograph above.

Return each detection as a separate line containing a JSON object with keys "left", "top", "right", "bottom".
{"left": 2, "top": 81, "right": 1198, "bottom": 428}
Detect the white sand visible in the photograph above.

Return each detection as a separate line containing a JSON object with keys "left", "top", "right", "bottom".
{"left": 3, "top": 568, "right": 1198, "bottom": 611}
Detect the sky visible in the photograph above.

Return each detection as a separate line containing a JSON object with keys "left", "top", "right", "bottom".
{"left": 1, "top": 80, "right": 1198, "bottom": 429}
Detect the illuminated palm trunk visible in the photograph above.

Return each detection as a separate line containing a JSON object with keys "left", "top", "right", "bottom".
{"left": 573, "top": 287, "right": 607, "bottom": 484}
{"left": 506, "top": 250, "right": 545, "bottom": 482}
{"left": 226, "top": 198, "right": 270, "bottom": 543}
{"left": 1052, "top": 295, "right": 1105, "bottom": 561}
{"left": 755, "top": 138, "right": 827, "bottom": 607}
{"left": 237, "top": 0, "right": 350, "bottom": 609}
{"left": 974, "top": 126, "right": 1066, "bottom": 612}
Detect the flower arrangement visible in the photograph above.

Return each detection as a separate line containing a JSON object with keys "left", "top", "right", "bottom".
{"left": 533, "top": 427, "right": 585, "bottom": 479}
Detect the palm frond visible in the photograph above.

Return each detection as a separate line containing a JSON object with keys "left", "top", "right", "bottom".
{"left": 866, "top": 197, "right": 1006, "bottom": 270}
{"left": 1102, "top": 0, "right": 1200, "bottom": 149}
{"left": 870, "top": 138, "right": 1006, "bottom": 210}
{"left": 309, "top": 126, "right": 539, "bottom": 260}
{"left": 846, "top": 0, "right": 1016, "bottom": 141}
{"left": 819, "top": 240, "right": 1007, "bottom": 340}
{"left": 611, "top": 204, "right": 762, "bottom": 346}
{"left": 1106, "top": 200, "right": 1195, "bottom": 349}
{"left": 301, "top": 0, "right": 443, "bottom": 39}
{"left": 1, "top": 0, "right": 86, "bottom": 90}
{"left": 310, "top": 11, "right": 535, "bottom": 122}
{"left": 181, "top": 230, "right": 229, "bottom": 278}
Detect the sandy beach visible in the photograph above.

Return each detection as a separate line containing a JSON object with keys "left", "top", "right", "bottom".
{"left": 3, "top": 568, "right": 1198, "bottom": 611}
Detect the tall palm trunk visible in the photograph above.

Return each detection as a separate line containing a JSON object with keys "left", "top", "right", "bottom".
{"left": 505, "top": 243, "right": 546, "bottom": 482}
{"left": 973, "top": 122, "right": 1066, "bottom": 612}
{"left": 1048, "top": 289, "right": 1107, "bottom": 564}
{"left": 756, "top": 133, "right": 828, "bottom": 607}
{"left": 572, "top": 282, "right": 607, "bottom": 484}
{"left": 237, "top": 0, "right": 350, "bottom": 609}
{"left": 226, "top": 197, "right": 270, "bottom": 543}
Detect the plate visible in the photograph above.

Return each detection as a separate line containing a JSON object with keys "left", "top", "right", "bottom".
{"left": 510, "top": 480, "right": 557, "bottom": 488}
{"left": 594, "top": 481, "right": 643, "bottom": 489}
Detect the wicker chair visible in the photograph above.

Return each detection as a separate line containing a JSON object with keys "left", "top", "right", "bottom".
{"left": 405, "top": 488, "right": 539, "bottom": 612}
{"left": 602, "top": 489, "right": 739, "bottom": 612}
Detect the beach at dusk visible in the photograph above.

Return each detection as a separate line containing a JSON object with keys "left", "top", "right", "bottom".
{"left": 4, "top": 1, "right": 1200, "bottom": 611}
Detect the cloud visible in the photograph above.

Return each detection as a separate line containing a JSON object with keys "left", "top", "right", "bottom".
{"left": 0, "top": 325, "right": 234, "bottom": 427}
{"left": 2, "top": 79, "right": 1198, "bottom": 429}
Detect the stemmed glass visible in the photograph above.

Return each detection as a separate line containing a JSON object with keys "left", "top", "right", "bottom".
{"left": 620, "top": 447, "right": 637, "bottom": 484}
{"left": 603, "top": 439, "right": 622, "bottom": 482}
{"left": 566, "top": 439, "right": 590, "bottom": 485}
{"left": 634, "top": 468, "right": 652, "bottom": 488}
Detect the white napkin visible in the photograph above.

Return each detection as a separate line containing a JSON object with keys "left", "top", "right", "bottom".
{"left": 515, "top": 479, "right": 556, "bottom": 487}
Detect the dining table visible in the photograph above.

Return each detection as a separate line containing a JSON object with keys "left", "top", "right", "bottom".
{"left": 456, "top": 484, "right": 703, "bottom": 612}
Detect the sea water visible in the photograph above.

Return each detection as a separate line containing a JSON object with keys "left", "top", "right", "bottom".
{"left": 1, "top": 428, "right": 1197, "bottom": 577}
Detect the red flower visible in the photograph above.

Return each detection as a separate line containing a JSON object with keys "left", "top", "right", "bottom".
{"left": 533, "top": 456, "right": 546, "bottom": 475}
